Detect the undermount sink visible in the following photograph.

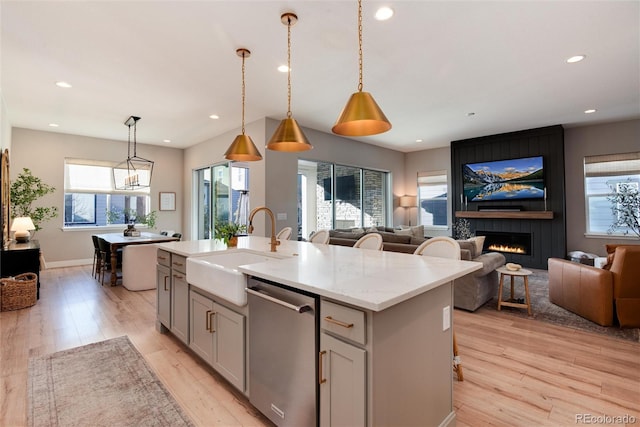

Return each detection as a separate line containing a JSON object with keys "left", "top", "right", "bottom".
{"left": 187, "top": 250, "right": 284, "bottom": 306}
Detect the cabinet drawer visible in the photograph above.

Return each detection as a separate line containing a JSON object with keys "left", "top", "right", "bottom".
{"left": 171, "top": 254, "right": 187, "bottom": 274}
{"left": 157, "top": 249, "right": 171, "bottom": 267}
{"left": 321, "top": 300, "right": 366, "bottom": 345}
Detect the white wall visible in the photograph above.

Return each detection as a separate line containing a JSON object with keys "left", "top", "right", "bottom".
{"left": 564, "top": 119, "right": 640, "bottom": 255}
{"left": 10, "top": 128, "right": 183, "bottom": 266}
{"left": 0, "top": 93, "right": 10, "bottom": 151}
{"left": 404, "top": 146, "right": 451, "bottom": 237}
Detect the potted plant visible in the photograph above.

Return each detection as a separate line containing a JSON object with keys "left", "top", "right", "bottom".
{"left": 106, "top": 208, "right": 157, "bottom": 235}
{"left": 10, "top": 168, "right": 58, "bottom": 233}
{"left": 214, "top": 220, "right": 246, "bottom": 247}
{"left": 607, "top": 180, "right": 640, "bottom": 238}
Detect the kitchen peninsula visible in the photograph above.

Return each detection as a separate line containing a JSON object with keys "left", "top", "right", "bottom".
{"left": 156, "top": 236, "right": 481, "bottom": 427}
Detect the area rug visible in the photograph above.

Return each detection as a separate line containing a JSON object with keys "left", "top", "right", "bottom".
{"left": 477, "top": 269, "right": 640, "bottom": 342}
{"left": 28, "top": 336, "right": 195, "bottom": 427}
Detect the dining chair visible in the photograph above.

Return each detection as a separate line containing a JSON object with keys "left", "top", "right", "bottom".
{"left": 413, "top": 236, "right": 464, "bottom": 381}
{"left": 276, "top": 227, "right": 292, "bottom": 241}
{"left": 413, "top": 236, "right": 461, "bottom": 260}
{"left": 91, "top": 235, "right": 102, "bottom": 279}
{"left": 97, "top": 237, "right": 122, "bottom": 286}
{"left": 172, "top": 233, "right": 182, "bottom": 240}
{"left": 353, "top": 233, "right": 383, "bottom": 251}
{"left": 308, "top": 230, "right": 330, "bottom": 244}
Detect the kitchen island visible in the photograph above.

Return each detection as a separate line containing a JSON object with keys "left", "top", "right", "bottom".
{"left": 156, "top": 236, "right": 481, "bottom": 427}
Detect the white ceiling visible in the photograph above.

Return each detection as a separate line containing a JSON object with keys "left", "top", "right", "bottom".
{"left": 1, "top": 1, "right": 639, "bottom": 153}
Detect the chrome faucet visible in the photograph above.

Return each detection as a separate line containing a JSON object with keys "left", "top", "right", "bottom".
{"left": 248, "top": 206, "right": 280, "bottom": 252}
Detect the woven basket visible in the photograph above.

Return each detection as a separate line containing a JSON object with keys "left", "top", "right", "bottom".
{"left": 0, "top": 272, "right": 38, "bottom": 311}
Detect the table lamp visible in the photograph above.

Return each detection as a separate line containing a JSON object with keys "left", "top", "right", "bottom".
{"left": 11, "top": 217, "right": 36, "bottom": 243}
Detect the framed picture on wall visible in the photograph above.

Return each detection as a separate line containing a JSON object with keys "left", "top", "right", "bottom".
{"left": 159, "top": 192, "right": 176, "bottom": 211}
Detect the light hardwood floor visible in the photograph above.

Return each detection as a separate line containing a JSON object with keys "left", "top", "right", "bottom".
{"left": 1, "top": 266, "right": 638, "bottom": 426}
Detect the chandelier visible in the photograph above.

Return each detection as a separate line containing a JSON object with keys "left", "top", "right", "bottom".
{"left": 113, "top": 116, "right": 154, "bottom": 190}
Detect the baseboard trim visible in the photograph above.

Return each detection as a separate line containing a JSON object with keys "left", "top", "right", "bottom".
{"left": 44, "top": 258, "right": 93, "bottom": 269}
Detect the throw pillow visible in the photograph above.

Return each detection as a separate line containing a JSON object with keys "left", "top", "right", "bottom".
{"left": 470, "top": 236, "right": 485, "bottom": 254}
{"left": 457, "top": 240, "right": 477, "bottom": 259}
{"left": 394, "top": 228, "right": 413, "bottom": 236}
{"left": 410, "top": 225, "right": 424, "bottom": 238}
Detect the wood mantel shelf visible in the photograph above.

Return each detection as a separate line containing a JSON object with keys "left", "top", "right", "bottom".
{"left": 455, "top": 211, "right": 554, "bottom": 220}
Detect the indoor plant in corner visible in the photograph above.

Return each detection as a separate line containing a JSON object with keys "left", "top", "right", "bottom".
{"left": 214, "top": 220, "right": 246, "bottom": 247}
{"left": 10, "top": 168, "right": 58, "bottom": 235}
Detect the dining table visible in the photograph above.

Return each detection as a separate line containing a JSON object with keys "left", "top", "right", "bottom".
{"left": 95, "top": 232, "right": 180, "bottom": 286}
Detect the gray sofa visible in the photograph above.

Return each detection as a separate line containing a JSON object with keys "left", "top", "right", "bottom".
{"left": 328, "top": 228, "right": 506, "bottom": 311}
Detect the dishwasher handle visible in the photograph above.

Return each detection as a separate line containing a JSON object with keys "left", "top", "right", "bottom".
{"left": 246, "top": 287, "right": 312, "bottom": 314}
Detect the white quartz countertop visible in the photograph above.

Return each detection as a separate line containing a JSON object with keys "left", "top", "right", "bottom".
{"left": 157, "top": 236, "right": 482, "bottom": 312}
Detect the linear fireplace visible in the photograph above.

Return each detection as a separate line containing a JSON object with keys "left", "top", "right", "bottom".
{"left": 477, "top": 231, "right": 532, "bottom": 256}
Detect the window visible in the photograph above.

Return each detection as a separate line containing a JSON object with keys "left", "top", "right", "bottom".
{"left": 63, "top": 159, "right": 150, "bottom": 228}
{"left": 417, "top": 170, "right": 448, "bottom": 228}
{"left": 297, "top": 160, "right": 390, "bottom": 239}
{"left": 584, "top": 152, "right": 640, "bottom": 236}
{"left": 194, "top": 163, "right": 249, "bottom": 240}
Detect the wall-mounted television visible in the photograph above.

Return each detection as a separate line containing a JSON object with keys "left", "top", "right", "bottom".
{"left": 462, "top": 156, "right": 544, "bottom": 202}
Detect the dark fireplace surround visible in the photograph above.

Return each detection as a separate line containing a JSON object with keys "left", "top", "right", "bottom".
{"left": 451, "top": 125, "right": 566, "bottom": 269}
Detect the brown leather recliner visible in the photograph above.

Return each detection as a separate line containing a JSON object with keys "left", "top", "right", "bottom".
{"left": 548, "top": 245, "right": 640, "bottom": 327}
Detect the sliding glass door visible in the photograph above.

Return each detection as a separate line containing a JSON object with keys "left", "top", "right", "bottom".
{"left": 298, "top": 160, "right": 389, "bottom": 239}
{"left": 194, "top": 163, "right": 249, "bottom": 240}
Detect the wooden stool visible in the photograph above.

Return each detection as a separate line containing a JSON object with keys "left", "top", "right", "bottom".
{"left": 496, "top": 266, "right": 533, "bottom": 316}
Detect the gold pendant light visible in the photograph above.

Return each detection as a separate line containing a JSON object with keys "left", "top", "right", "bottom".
{"left": 333, "top": 0, "right": 391, "bottom": 136}
{"left": 266, "top": 13, "right": 313, "bottom": 152}
{"left": 224, "top": 48, "right": 263, "bottom": 161}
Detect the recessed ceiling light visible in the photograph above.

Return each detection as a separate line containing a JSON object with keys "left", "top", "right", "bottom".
{"left": 415, "top": 139, "right": 423, "bottom": 143}
{"left": 163, "top": 139, "right": 171, "bottom": 143}
{"left": 278, "top": 65, "right": 289, "bottom": 73}
{"left": 375, "top": 7, "right": 394, "bottom": 21}
{"left": 48, "top": 123, "right": 59, "bottom": 127}
{"left": 55, "top": 81, "right": 72, "bottom": 88}
{"left": 566, "top": 55, "right": 586, "bottom": 63}
{"left": 209, "top": 114, "right": 220, "bottom": 119}
{"left": 584, "top": 109, "right": 597, "bottom": 114}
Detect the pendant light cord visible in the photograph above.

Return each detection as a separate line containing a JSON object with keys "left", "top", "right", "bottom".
{"left": 241, "top": 51, "right": 246, "bottom": 134}
{"left": 127, "top": 121, "right": 138, "bottom": 158}
{"left": 132, "top": 121, "right": 137, "bottom": 157}
{"left": 127, "top": 123, "right": 132, "bottom": 158}
{"left": 287, "top": 15, "right": 292, "bottom": 118}
{"left": 358, "top": 0, "right": 363, "bottom": 92}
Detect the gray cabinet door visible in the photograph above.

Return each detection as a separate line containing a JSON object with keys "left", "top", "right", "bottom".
{"left": 171, "top": 272, "right": 189, "bottom": 344}
{"left": 156, "top": 264, "right": 171, "bottom": 327}
{"left": 189, "top": 290, "right": 214, "bottom": 363}
{"left": 212, "top": 302, "right": 245, "bottom": 391}
{"left": 320, "top": 333, "right": 366, "bottom": 427}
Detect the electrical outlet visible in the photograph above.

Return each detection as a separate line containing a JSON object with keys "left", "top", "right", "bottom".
{"left": 277, "top": 213, "right": 287, "bottom": 220}
{"left": 442, "top": 306, "right": 451, "bottom": 331}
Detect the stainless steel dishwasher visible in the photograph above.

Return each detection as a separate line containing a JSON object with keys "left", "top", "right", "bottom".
{"left": 247, "top": 276, "right": 318, "bottom": 427}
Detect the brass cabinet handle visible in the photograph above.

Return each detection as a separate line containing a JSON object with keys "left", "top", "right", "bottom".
{"left": 173, "top": 262, "right": 184, "bottom": 267}
{"left": 319, "top": 350, "right": 327, "bottom": 384}
{"left": 163, "top": 275, "right": 169, "bottom": 291}
{"left": 206, "top": 310, "right": 212, "bottom": 332}
{"left": 158, "top": 256, "right": 168, "bottom": 261}
{"left": 324, "top": 316, "right": 354, "bottom": 329}
{"left": 209, "top": 311, "right": 216, "bottom": 333}
{"left": 173, "top": 274, "right": 184, "bottom": 280}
